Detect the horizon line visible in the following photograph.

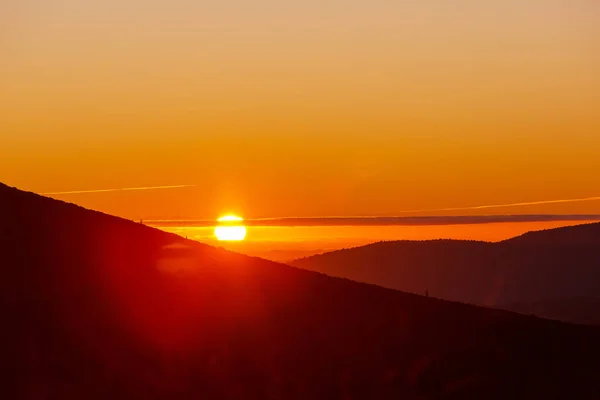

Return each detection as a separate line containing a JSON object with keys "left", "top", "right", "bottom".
{"left": 145, "top": 214, "right": 600, "bottom": 227}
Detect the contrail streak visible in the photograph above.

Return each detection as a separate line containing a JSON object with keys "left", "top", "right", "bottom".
{"left": 41, "top": 184, "right": 196, "bottom": 195}
{"left": 398, "top": 196, "right": 600, "bottom": 214}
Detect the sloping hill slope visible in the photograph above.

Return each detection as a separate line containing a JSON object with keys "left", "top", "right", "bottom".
{"left": 291, "top": 223, "right": 600, "bottom": 306}
{"left": 501, "top": 297, "right": 600, "bottom": 326}
{"left": 3, "top": 183, "right": 600, "bottom": 399}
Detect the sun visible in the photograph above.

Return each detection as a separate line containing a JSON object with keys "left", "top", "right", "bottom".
{"left": 214, "top": 226, "right": 246, "bottom": 241}
{"left": 214, "top": 215, "right": 247, "bottom": 241}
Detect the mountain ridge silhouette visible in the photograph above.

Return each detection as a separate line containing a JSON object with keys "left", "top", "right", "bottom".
{"left": 291, "top": 222, "right": 600, "bottom": 317}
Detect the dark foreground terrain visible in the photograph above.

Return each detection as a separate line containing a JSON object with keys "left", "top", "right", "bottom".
{"left": 500, "top": 297, "right": 600, "bottom": 326}
{"left": 2, "top": 183, "right": 600, "bottom": 399}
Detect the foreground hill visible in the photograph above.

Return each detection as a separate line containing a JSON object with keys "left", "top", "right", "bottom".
{"left": 291, "top": 223, "right": 600, "bottom": 309}
{"left": 3, "top": 183, "right": 600, "bottom": 399}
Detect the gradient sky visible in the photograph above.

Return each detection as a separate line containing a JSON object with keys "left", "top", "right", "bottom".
{"left": 2, "top": 0, "right": 599, "bottom": 220}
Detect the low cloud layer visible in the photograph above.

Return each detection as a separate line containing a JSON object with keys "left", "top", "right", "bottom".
{"left": 148, "top": 215, "right": 600, "bottom": 228}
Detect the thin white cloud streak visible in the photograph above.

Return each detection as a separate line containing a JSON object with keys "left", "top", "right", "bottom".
{"left": 397, "top": 196, "right": 600, "bottom": 214}
{"left": 41, "top": 184, "right": 196, "bottom": 195}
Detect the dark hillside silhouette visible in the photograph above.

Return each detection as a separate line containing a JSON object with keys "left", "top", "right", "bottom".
{"left": 3, "top": 182, "right": 600, "bottom": 399}
{"left": 291, "top": 223, "right": 600, "bottom": 310}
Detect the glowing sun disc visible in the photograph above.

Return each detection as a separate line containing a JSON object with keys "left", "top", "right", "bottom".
{"left": 214, "top": 225, "right": 247, "bottom": 241}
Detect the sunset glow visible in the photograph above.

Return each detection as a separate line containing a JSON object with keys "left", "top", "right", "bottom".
{"left": 2, "top": 0, "right": 600, "bottom": 255}
{"left": 4, "top": 0, "right": 600, "bottom": 397}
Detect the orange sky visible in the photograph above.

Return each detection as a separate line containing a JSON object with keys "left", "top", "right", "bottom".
{"left": 2, "top": 0, "right": 600, "bottom": 220}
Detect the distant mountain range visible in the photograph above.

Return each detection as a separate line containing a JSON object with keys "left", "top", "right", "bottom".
{"left": 3, "top": 182, "right": 600, "bottom": 399}
{"left": 291, "top": 223, "right": 600, "bottom": 324}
